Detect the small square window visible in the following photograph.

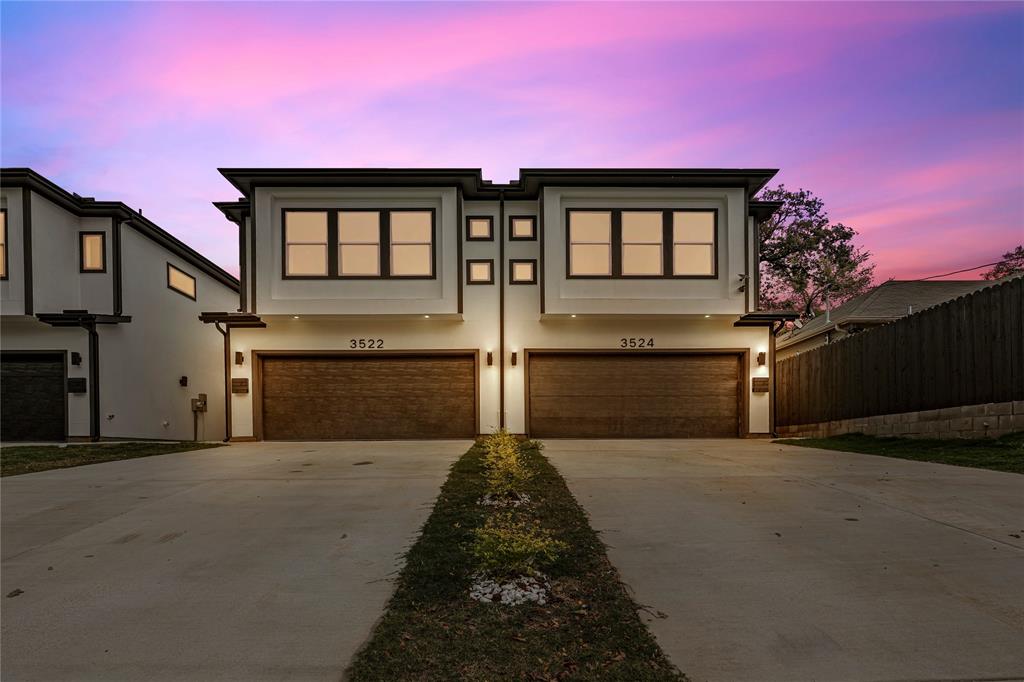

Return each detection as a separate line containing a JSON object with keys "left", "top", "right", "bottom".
{"left": 509, "top": 216, "right": 536, "bottom": 240}
{"left": 167, "top": 263, "right": 197, "bottom": 300}
{"left": 466, "top": 259, "right": 494, "bottom": 285}
{"left": 509, "top": 259, "right": 537, "bottom": 285}
{"left": 80, "top": 232, "right": 106, "bottom": 272}
{"left": 466, "top": 216, "right": 493, "bottom": 241}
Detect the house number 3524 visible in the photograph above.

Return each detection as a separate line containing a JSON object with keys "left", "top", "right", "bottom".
{"left": 350, "top": 338, "right": 384, "bottom": 349}
{"left": 620, "top": 337, "right": 654, "bottom": 348}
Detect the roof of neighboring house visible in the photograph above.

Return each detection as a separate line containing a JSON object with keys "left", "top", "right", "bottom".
{"left": 776, "top": 279, "right": 998, "bottom": 349}
{"left": 215, "top": 167, "right": 780, "bottom": 202}
{"left": 1, "top": 168, "right": 238, "bottom": 291}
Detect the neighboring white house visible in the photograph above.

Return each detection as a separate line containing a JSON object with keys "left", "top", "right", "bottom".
{"left": 775, "top": 279, "right": 997, "bottom": 360}
{"left": 0, "top": 169, "right": 239, "bottom": 442}
{"left": 205, "top": 168, "right": 795, "bottom": 441}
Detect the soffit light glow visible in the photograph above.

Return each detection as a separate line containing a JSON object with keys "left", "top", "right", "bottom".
{"left": 293, "top": 315, "right": 300, "bottom": 319}
{"left": 704, "top": 314, "right": 711, "bottom": 318}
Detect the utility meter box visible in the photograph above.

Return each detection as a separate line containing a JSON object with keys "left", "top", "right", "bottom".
{"left": 191, "top": 393, "right": 208, "bottom": 412}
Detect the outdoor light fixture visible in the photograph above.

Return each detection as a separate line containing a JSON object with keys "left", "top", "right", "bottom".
{"left": 511, "top": 351, "right": 518, "bottom": 367}
{"left": 179, "top": 376, "right": 188, "bottom": 387}
{"left": 71, "top": 352, "right": 82, "bottom": 366}
{"left": 235, "top": 351, "right": 244, "bottom": 365}
{"left": 424, "top": 315, "right": 430, "bottom": 319}
{"left": 757, "top": 352, "right": 766, "bottom": 366}
{"left": 486, "top": 351, "right": 493, "bottom": 366}
{"left": 704, "top": 314, "right": 711, "bottom": 318}
{"left": 571, "top": 314, "right": 577, "bottom": 318}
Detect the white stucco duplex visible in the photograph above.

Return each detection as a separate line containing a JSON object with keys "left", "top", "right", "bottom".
{"left": 206, "top": 168, "right": 793, "bottom": 441}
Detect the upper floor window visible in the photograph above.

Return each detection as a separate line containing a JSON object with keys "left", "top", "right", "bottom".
{"left": 167, "top": 263, "right": 197, "bottom": 300}
{"left": 568, "top": 211, "right": 612, "bottom": 276}
{"left": 390, "top": 211, "right": 433, "bottom": 277}
{"left": 0, "top": 209, "right": 7, "bottom": 280}
{"left": 339, "top": 211, "right": 380, "bottom": 276}
{"left": 283, "top": 209, "right": 435, "bottom": 279}
{"left": 567, "top": 209, "right": 717, "bottom": 278}
{"left": 621, "top": 212, "right": 662, "bottom": 276}
{"left": 510, "top": 216, "right": 537, "bottom": 241}
{"left": 673, "top": 211, "right": 716, "bottom": 276}
{"left": 79, "top": 232, "right": 106, "bottom": 272}
{"left": 284, "top": 211, "right": 329, "bottom": 277}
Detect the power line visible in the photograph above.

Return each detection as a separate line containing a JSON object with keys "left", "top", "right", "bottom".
{"left": 916, "top": 257, "right": 1014, "bottom": 281}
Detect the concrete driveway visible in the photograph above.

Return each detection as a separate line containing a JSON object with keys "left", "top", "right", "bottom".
{"left": 1, "top": 440, "right": 469, "bottom": 681}
{"left": 544, "top": 439, "right": 1024, "bottom": 682}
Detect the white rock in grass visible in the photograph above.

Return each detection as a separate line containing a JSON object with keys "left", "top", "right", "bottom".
{"left": 478, "top": 492, "right": 531, "bottom": 508}
{"left": 469, "top": 573, "right": 550, "bottom": 606}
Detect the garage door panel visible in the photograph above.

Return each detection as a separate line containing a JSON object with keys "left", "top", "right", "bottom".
{"left": 528, "top": 352, "right": 740, "bottom": 438}
{"left": 1, "top": 353, "right": 67, "bottom": 442}
{"left": 261, "top": 355, "right": 476, "bottom": 440}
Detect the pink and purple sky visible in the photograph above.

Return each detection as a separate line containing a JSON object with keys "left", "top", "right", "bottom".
{"left": 2, "top": 1, "right": 1022, "bottom": 280}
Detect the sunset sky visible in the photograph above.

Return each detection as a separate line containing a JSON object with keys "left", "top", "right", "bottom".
{"left": 2, "top": 1, "right": 1022, "bottom": 280}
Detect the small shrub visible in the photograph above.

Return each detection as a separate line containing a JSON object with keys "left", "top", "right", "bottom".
{"left": 471, "top": 512, "right": 568, "bottom": 577}
{"left": 481, "top": 430, "right": 532, "bottom": 497}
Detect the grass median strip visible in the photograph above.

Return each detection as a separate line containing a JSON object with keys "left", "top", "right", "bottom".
{"left": 1, "top": 442, "right": 223, "bottom": 477}
{"left": 775, "top": 431, "right": 1024, "bottom": 474}
{"left": 347, "top": 438, "right": 684, "bottom": 681}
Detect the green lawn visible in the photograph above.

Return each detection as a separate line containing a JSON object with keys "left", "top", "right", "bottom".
{"left": 1, "top": 441, "right": 224, "bottom": 476}
{"left": 775, "top": 431, "right": 1024, "bottom": 474}
{"left": 347, "top": 441, "right": 684, "bottom": 681}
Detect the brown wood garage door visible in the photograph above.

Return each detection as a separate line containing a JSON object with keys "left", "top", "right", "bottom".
{"left": 259, "top": 353, "right": 477, "bottom": 440}
{"left": 527, "top": 352, "right": 743, "bottom": 438}
{"left": 1, "top": 352, "right": 67, "bottom": 442}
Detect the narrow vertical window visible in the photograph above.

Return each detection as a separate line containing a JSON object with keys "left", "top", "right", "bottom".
{"left": 0, "top": 210, "right": 7, "bottom": 279}
{"left": 673, "top": 211, "right": 716, "bottom": 276}
{"left": 167, "top": 263, "right": 197, "bottom": 299}
{"left": 621, "top": 212, "right": 662, "bottom": 276}
{"left": 338, "top": 211, "right": 380, "bottom": 276}
{"left": 390, "top": 211, "right": 433, "bottom": 276}
{"left": 568, "top": 211, "right": 612, "bottom": 276}
{"left": 284, "top": 211, "right": 328, "bottom": 276}
{"left": 79, "top": 232, "right": 106, "bottom": 272}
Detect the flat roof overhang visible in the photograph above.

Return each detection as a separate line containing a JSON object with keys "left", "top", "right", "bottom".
{"left": 198, "top": 312, "right": 267, "bottom": 328}
{"left": 36, "top": 311, "right": 132, "bottom": 327}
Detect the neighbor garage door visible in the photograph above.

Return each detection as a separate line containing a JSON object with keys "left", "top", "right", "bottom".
{"left": 259, "top": 353, "right": 477, "bottom": 440}
{"left": 527, "top": 352, "right": 742, "bottom": 438}
{"left": 1, "top": 352, "right": 67, "bottom": 442}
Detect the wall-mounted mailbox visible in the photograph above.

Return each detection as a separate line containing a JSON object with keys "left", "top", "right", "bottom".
{"left": 67, "top": 377, "right": 87, "bottom": 394}
{"left": 231, "top": 378, "right": 249, "bottom": 394}
{"left": 751, "top": 377, "right": 770, "bottom": 393}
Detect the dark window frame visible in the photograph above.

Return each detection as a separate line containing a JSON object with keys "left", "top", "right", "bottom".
{"left": 281, "top": 208, "right": 437, "bottom": 280}
{"left": 509, "top": 215, "right": 537, "bottom": 241}
{"left": 465, "top": 258, "right": 495, "bottom": 285}
{"left": 565, "top": 208, "right": 719, "bottom": 280}
{"left": 465, "top": 215, "right": 494, "bottom": 242}
{"left": 167, "top": 262, "right": 197, "bottom": 300}
{"left": 509, "top": 258, "right": 538, "bottom": 285}
{"left": 78, "top": 231, "right": 107, "bottom": 273}
{"left": 0, "top": 207, "right": 7, "bottom": 280}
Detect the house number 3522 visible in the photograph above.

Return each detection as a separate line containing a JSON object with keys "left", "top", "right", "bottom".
{"left": 350, "top": 338, "right": 384, "bottom": 349}
{"left": 620, "top": 337, "right": 654, "bottom": 348}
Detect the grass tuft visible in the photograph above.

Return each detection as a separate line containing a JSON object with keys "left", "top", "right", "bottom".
{"left": 775, "top": 431, "right": 1024, "bottom": 474}
{"left": 0, "top": 442, "right": 223, "bottom": 477}
{"left": 346, "top": 441, "right": 685, "bottom": 681}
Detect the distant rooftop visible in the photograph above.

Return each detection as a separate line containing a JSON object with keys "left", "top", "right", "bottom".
{"left": 778, "top": 279, "right": 999, "bottom": 348}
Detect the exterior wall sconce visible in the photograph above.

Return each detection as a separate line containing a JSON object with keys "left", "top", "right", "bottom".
{"left": 235, "top": 351, "right": 244, "bottom": 365}
{"left": 510, "top": 351, "right": 518, "bottom": 367}
{"left": 71, "top": 352, "right": 82, "bottom": 365}
{"left": 179, "top": 376, "right": 188, "bottom": 387}
{"left": 486, "top": 351, "right": 493, "bottom": 366}
{"left": 757, "top": 352, "right": 766, "bottom": 366}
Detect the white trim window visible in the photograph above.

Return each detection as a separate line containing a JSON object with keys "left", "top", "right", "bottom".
{"left": 338, "top": 211, "right": 380, "bottom": 276}
{"left": 389, "top": 211, "right": 433, "bottom": 277}
{"left": 621, "top": 212, "right": 663, "bottom": 276}
{"left": 673, "top": 211, "right": 716, "bottom": 276}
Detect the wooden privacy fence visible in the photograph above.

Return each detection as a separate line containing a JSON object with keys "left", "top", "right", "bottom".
{"left": 776, "top": 276, "right": 1024, "bottom": 427}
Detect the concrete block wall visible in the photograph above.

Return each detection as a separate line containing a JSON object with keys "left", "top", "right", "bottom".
{"left": 777, "top": 401, "right": 1024, "bottom": 439}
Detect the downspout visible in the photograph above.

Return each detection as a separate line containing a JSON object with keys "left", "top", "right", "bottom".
{"left": 769, "top": 320, "right": 783, "bottom": 437}
{"left": 214, "top": 322, "right": 232, "bottom": 442}
{"left": 85, "top": 321, "right": 100, "bottom": 441}
{"left": 498, "top": 190, "right": 506, "bottom": 430}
